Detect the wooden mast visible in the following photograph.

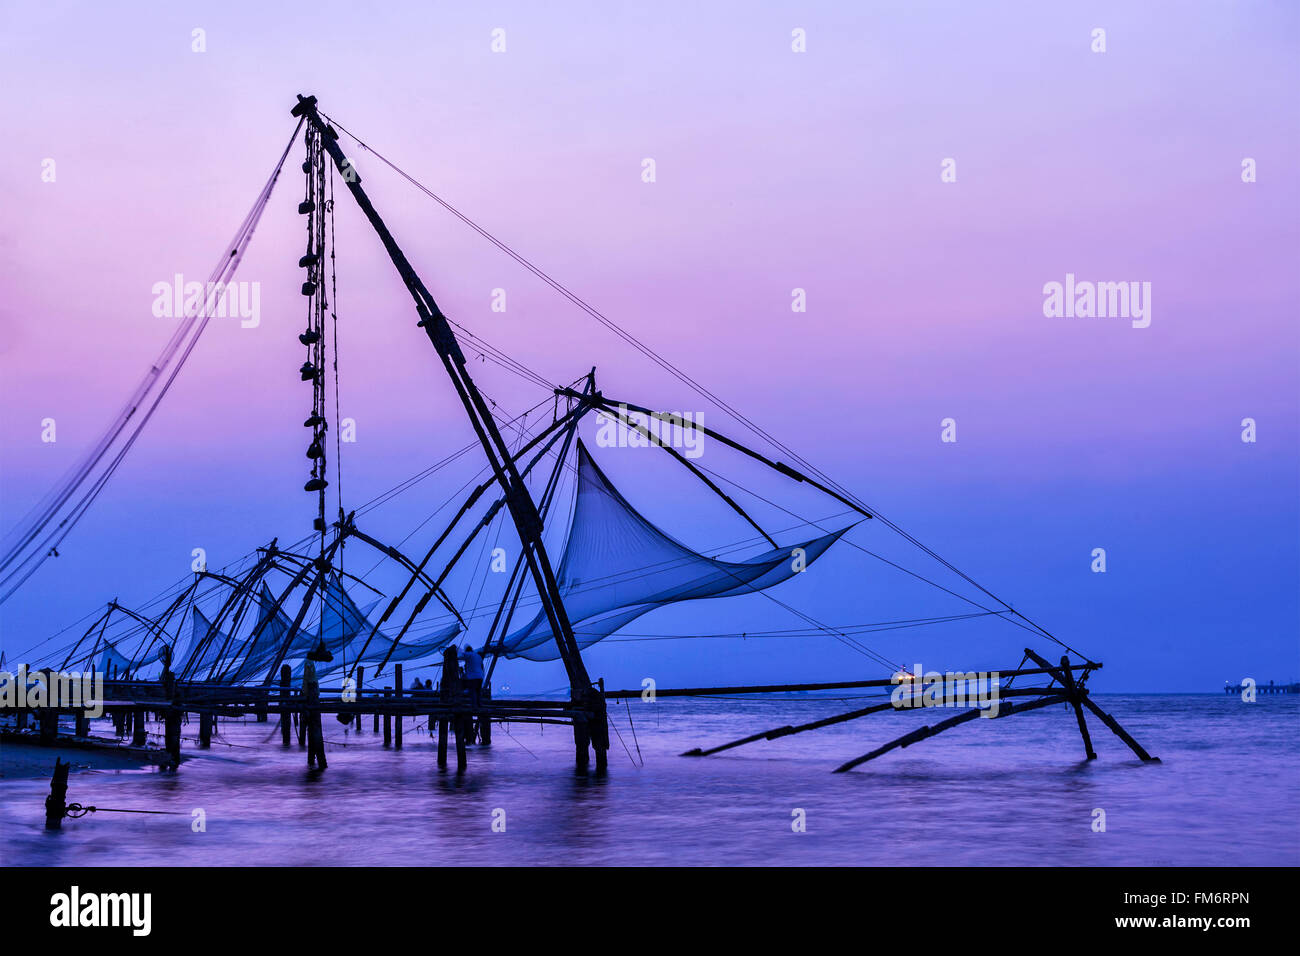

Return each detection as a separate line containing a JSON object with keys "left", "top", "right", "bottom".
{"left": 289, "top": 94, "right": 606, "bottom": 768}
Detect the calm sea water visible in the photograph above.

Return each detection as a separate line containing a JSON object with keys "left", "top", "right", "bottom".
{"left": 2, "top": 694, "right": 1296, "bottom": 866}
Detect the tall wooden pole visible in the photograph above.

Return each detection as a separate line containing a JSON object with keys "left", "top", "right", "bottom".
{"left": 394, "top": 664, "right": 403, "bottom": 750}
{"left": 289, "top": 95, "right": 593, "bottom": 705}
{"left": 356, "top": 665, "right": 364, "bottom": 731}
{"left": 280, "top": 664, "right": 292, "bottom": 746}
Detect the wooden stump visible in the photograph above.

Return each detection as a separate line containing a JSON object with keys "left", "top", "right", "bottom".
{"left": 45, "top": 758, "right": 69, "bottom": 830}
{"left": 164, "top": 709, "right": 182, "bottom": 766}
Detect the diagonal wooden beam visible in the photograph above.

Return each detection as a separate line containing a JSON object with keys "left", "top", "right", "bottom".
{"left": 683, "top": 686, "right": 1066, "bottom": 758}
{"left": 683, "top": 702, "right": 897, "bottom": 756}
{"left": 833, "top": 693, "right": 1070, "bottom": 772}
{"left": 1077, "top": 696, "right": 1159, "bottom": 762}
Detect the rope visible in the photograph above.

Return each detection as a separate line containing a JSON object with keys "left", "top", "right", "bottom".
{"left": 64, "top": 803, "right": 183, "bottom": 818}
{"left": 0, "top": 118, "right": 305, "bottom": 603}
{"left": 608, "top": 712, "right": 640, "bottom": 768}
{"left": 322, "top": 112, "right": 1089, "bottom": 662}
{"left": 624, "top": 699, "right": 643, "bottom": 765}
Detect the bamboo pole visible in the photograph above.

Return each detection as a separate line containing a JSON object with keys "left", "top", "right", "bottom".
{"left": 684, "top": 687, "right": 1065, "bottom": 758}
{"left": 604, "top": 663, "right": 1097, "bottom": 700}
{"left": 834, "top": 694, "right": 1070, "bottom": 772}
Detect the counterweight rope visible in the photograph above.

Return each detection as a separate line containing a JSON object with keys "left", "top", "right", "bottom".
{"left": 0, "top": 118, "right": 306, "bottom": 603}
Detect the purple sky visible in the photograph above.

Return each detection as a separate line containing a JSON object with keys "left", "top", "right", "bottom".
{"left": 1, "top": 1, "right": 1296, "bottom": 692}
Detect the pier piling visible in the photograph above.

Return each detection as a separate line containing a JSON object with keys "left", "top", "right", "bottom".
{"left": 280, "top": 665, "right": 291, "bottom": 746}
{"left": 164, "top": 708, "right": 181, "bottom": 765}
{"left": 356, "top": 666, "right": 364, "bottom": 731}
{"left": 394, "top": 665, "right": 403, "bottom": 750}
{"left": 383, "top": 687, "right": 392, "bottom": 747}
{"left": 45, "top": 758, "right": 69, "bottom": 830}
{"left": 132, "top": 707, "right": 147, "bottom": 746}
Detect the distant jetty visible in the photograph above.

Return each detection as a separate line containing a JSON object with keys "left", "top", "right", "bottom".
{"left": 1223, "top": 680, "right": 1298, "bottom": 695}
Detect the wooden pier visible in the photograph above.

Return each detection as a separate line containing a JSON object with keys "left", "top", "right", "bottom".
{"left": 1224, "top": 679, "right": 1298, "bottom": 695}
{"left": 5, "top": 673, "right": 598, "bottom": 773}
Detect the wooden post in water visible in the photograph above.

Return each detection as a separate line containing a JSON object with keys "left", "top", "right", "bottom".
{"left": 304, "top": 658, "right": 327, "bottom": 770}
{"left": 280, "top": 664, "right": 292, "bottom": 746}
{"left": 394, "top": 664, "right": 403, "bottom": 750}
{"left": 437, "top": 646, "right": 458, "bottom": 769}
{"left": 164, "top": 648, "right": 182, "bottom": 764}
{"left": 1058, "top": 655, "right": 1096, "bottom": 760}
{"left": 39, "top": 706, "right": 58, "bottom": 745}
{"left": 478, "top": 681, "right": 492, "bottom": 746}
{"left": 255, "top": 687, "right": 268, "bottom": 722}
{"left": 132, "top": 707, "right": 147, "bottom": 747}
{"left": 74, "top": 710, "right": 90, "bottom": 738}
{"left": 454, "top": 711, "right": 468, "bottom": 773}
{"left": 198, "top": 711, "right": 213, "bottom": 748}
{"left": 593, "top": 679, "right": 608, "bottom": 773}
{"left": 383, "top": 687, "right": 392, "bottom": 746}
{"left": 164, "top": 708, "right": 182, "bottom": 765}
{"left": 45, "top": 758, "right": 69, "bottom": 830}
{"left": 356, "top": 666, "right": 364, "bottom": 731}
{"left": 574, "top": 718, "right": 590, "bottom": 772}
